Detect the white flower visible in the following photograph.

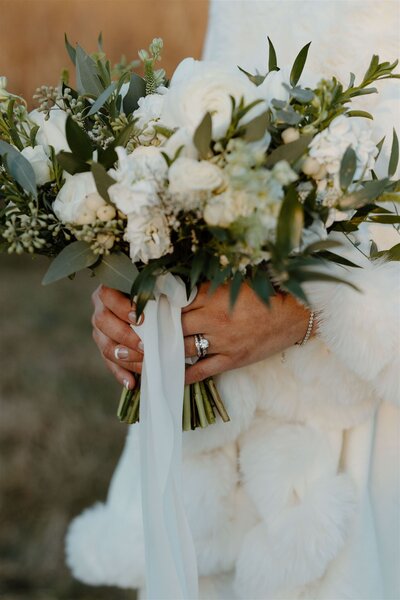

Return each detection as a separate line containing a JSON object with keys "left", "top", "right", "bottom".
{"left": 271, "top": 160, "right": 298, "bottom": 186}
{"left": 29, "top": 108, "right": 70, "bottom": 154}
{"left": 309, "top": 115, "right": 378, "bottom": 179}
{"left": 161, "top": 58, "right": 266, "bottom": 139}
{"left": 108, "top": 146, "right": 168, "bottom": 215}
{"left": 21, "top": 145, "right": 52, "bottom": 185}
{"left": 204, "top": 190, "right": 253, "bottom": 227}
{"left": 125, "top": 210, "right": 172, "bottom": 263}
{"left": 257, "top": 67, "right": 291, "bottom": 106}
{"left": 163, "top": 128, "right": 198, "bottom": 160}
{"left": 133, "top": 93, "right": 164, "bottom": 128}
{"left": 168, "top": 157, "right": 225, "bottom": 195}
{"left": 53, "top": 172, "right": 105, "bottom": 224}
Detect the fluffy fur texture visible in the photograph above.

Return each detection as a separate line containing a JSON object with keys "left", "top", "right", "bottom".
{"left": 234, "top": 475, "right": 357, "bottom": 599}
{"left": 66, "top": 2, "right": 400, "bottom": 597}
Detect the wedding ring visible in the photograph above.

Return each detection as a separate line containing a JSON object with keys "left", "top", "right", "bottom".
{"left": 194, "top": 333, "right": 209, "bottom": 359}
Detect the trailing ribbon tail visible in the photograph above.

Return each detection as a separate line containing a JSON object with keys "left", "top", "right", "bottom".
{"left": 133, "top": 274, "right": 199, "bottom": 600}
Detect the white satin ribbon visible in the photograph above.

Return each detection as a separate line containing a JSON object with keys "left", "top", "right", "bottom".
{"left": 132, "top": 274, "right": 199, "bottom": 600}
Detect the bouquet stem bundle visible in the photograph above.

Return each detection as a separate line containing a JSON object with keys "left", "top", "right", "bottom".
{"left": 118, "top": 377, "right": 230, "bottom": 429}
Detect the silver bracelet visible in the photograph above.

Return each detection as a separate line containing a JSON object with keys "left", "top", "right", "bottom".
{"left": 297, "top": 310, "right": 315, "bottom": 346}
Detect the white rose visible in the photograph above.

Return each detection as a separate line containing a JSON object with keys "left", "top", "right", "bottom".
{"left": 309, "top": 115, "right": 378, "bottom": 179}
{"left": 53, "top": 172, "right": 104, "bottom": 224}
{"left": 108, "top": 179, "right": 159, "bottom": 215}
{"left": 21, "top": 145, "right": 52, "bottom": 185}
{"left": 168, "top": 158, "right": 225, "bottom": 195}
{"left": 162, "top": 58, "right": 266, "bottom": 139}
{"left": 163, "top": 128, "right": 198, "bottom": 160}
{"left": 257, "top": 67, "right": 291, "bottom": 106}
{"left": 125, "top": 210, "right": 172, "bottom": 263}
{"left": 29, "top": 108, "right": 70, "bottom": 154}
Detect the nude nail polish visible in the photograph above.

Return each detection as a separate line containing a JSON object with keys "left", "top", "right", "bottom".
{"left": 128, "top": 310, "right": 137, "bottom": 324}
{"left": 115, "top": 346, "right": 129, "bottom": 360}
{"left": 123, "top": 378, "right": 131, "bottom": 390}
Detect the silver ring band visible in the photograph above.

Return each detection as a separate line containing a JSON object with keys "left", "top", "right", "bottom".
{"left": 194, "top": 333, "right": 209, "bottom": 358}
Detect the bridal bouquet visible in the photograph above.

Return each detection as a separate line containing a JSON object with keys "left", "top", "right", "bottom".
{"left": 1, "top": 36, "right": 399, "bottom": 427}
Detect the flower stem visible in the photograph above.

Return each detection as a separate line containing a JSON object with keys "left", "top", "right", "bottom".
{"left": 183, "top": 384, "right": 192, "bottom": 431}
{"left": 205, "top": 378, "right": 230, "bottom": 423}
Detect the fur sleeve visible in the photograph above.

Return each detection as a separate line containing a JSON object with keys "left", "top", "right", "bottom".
{"left": 303, "top": 256, "right": 400, "bottom": 406}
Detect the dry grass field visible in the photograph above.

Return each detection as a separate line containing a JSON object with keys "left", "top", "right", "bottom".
{"left": 0, "top": 2, "right": 208, "bottom": 597}
{"left": 0, "top": 255, "right": 135, "bottom": 599}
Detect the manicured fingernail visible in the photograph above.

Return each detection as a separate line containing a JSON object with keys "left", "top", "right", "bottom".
{"left": 123, "top": 378, "right": 131, "bottom": 390}
{"left": 128, "top": 310, "right": 137, "bottom": 324}
{"left": 138, "top": 341, "right": 144, "bottom": 352}
{"left": 114, "top": 346, "right": 129, "bottom": 360}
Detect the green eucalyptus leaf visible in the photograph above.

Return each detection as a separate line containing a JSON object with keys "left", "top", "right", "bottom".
{"left": 98, "top": 32, "right": 104, "bottom": 53}
{"left": 122, "top": 73, "right": 146, "bottom": 115}
{"left": 267, "top": 37, "right": 278, "bottom": 72}
{"left": 114, "top": 120, "right": 137, "bottom": 148}
{"left": 237, "top": 66, "right": 266, "bottom": 86}
{"left": 283, "top": 84, "right": 314, "bottom": 103}
{"left": 265, "top": 133, "right": 313, "bottom": 168}
{"left": 133, "top": 272, "right": 157, "bottom": 318}
{"left": 339, "top": 178, "right": 390, "bottom": 209}
{"left": 290, "top": 42, "right": 311, "bottom": 87}
{"left": 87, "top": 82, "right": 117, "bottom": 116}
{"left": 65, "top": 115, "right": 93, "bottom": 161}
{"left": 42, "top": 241, "right": 98, "bottom": 285}
{"left": 275, "top": 108, "right": 302, "bottom": 125}
{"left": 56, "top": 151, "right": 90, "bottom": 175}
{"left": 98, "top": 145, "right": 118, "bottom": 169}
{"left": 0, "top": 141, "right": 37, "bottom": 198}
{"left": 340, "top": 146, "right": 357, "bottom": 190}
{"left": 376, "top": 136, "right": 386, "bottom": 159}
{"left": 292, "top": 269, "right": 360, "bottom": 292}
{"left": 316, "top": 250, "right": 361, "bottom": 268}
{"left": 64, "top": 33, "right": 76, "bottom": 65}
{"left": 190, "top": 252, "right": 207, "bottom": 290}
{"left": 389, "top": 129, "right": 399, "bottom": 177}
{"left": 229, "top": 271, "right": 243, "bottom": 309}
{"left": 276, "top": 187, "right": 304, "bottom": 256}
{"left": 372, "top": 242, "right": 400, "bottom": 261}
{"left": 303, "top": 239, "right": 342, "bottom": 254}
{"left": 91, "top": 162, "right": 116, "bottom": 202}
{"left": 75, "top": 45, "right": 104, "bottom": 97}
{"left": 282, "top": 278, "right": 308, "bottom": 304}
{"left": 368, "top": 214, "right": 400, "bottom": 224}
{"left": 92, "top": 253, "right": 138, "bottom": 294}
{"left": 347, "top": 110, "right": 373, "bottom": 120}
{"left": 193, "top": 112, "right": 212, "bottom": 159}
{"left": 250, "top": 269, "right": 275, "bottom": 305}
{"left": 244, "top": 111, "right": 270, "bottom": 142}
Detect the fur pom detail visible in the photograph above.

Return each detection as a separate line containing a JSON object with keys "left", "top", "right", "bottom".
{"left": 304, "top": 259, "right": 400, "bottom": 386}
{"left": 182, "top": 443, "right": 238, "bottom": 539}
{"left": 234, "top": 474, "right": 357, "bottom": 599}
{"left": 65, "top": 502, "right": 145, "bottom": 589}
{"left": 239, "top": 418, "right": 339, "bottom": 520}
{"left": 195, "top": 487, "right": 259, "bottom": 577}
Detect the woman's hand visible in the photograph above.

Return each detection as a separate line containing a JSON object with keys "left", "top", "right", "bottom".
{"left": 91, "top": 285, "right": 144, "bottom": 390}
{"left": 91, "top": 282, "right": 312, "bottom": 389}
{"left": 182, "top": 282, "right": 311, "bottom": 384}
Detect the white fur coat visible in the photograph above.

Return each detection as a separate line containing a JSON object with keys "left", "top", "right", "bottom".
{"left": 66, "top": 2, "right": 400, "bottom": 598}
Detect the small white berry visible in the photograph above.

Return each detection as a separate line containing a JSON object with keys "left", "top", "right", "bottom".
{"left": 282, "top": 127, "right": 300, "bottom": 144}
{"left": 302, "top": 156, "right": 321, "bottom": 176}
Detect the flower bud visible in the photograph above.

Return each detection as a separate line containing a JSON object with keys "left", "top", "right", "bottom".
{"left": 97, "top": 233, "right": 115, "bottom": 250}
{"left": 302, "top": 156, "right": 321, "bottom": 176}
{"left": 85, "top": 192, "right": 105, "bottom": 211}
{"left": 97, "top": 204, "right": 117, "bottom": 222}
{"left": 76, "top": 209, "right": 96, "bottom": 225}
{"left": 281, "top": 127, "right": 300, "bottom": 144}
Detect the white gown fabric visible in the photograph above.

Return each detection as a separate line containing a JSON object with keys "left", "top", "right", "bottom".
{"left": 66, "top": 2, "right": 400, "bottom": 598}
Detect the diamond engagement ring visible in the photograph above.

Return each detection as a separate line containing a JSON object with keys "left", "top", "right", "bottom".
{"left": 194, "top": 333, "right": 209, "bottom": 359}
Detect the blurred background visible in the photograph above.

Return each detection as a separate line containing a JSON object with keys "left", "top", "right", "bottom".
{"left": 0, "top": 1, "right": 208, "bottom": 599}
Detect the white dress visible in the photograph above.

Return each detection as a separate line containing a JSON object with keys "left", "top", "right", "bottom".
{"left": 66, "top": 2, "right": 400, "bottom": 598}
